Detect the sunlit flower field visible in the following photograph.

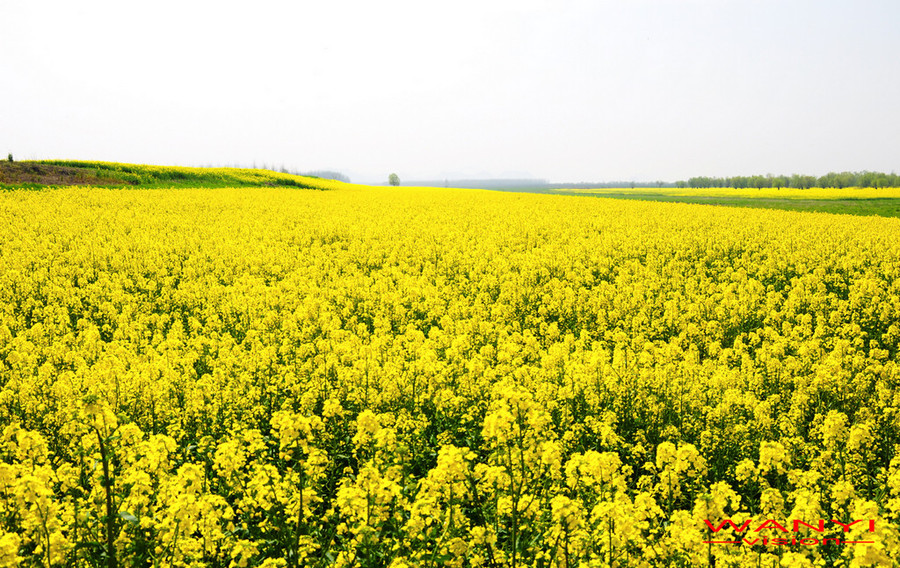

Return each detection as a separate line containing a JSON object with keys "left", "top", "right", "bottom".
{"left": 1, "top": 185, "right": 899, "bottom": 567}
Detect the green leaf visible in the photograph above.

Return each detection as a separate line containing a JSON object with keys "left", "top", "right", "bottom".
{"left": 119, "top": 511, "right": 139, "bottom": 525}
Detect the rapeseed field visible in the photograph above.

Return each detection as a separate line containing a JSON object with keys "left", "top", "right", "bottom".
{"left": 1, "top": 184, "right": 899, "bottom": 567}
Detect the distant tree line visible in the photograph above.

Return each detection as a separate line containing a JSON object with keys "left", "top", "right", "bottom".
{"left": 552, "top": 181, "right": 677, "bottom": 189}
{"left": 677, "top": 171, "right": 900, "bottom": 189}
{"left": 304, "top": 170, "right": 351, "bottom": 183}
{"left": 203, "top": 163, "right": 351, "bottom": 183}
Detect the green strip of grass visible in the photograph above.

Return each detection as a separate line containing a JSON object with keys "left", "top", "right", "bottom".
{"left": 566, "top": 192, "right": 900, "bottom": 218}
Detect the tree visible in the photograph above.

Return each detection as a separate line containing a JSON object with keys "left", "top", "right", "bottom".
{"left": 388, "top": 173, "right": 400, "bottom": 186}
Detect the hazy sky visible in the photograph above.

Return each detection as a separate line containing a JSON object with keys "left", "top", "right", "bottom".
{"left": 3, "top": 0, "right": 899, "bottom": 183}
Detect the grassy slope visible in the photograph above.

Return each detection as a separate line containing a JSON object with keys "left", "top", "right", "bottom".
{"left": 0, "top": 160, "right": 344, "bottom": 190}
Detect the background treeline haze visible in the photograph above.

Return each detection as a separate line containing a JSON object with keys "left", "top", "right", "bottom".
{"left": 679, "top": 171, "right": 900, "bottom": 189}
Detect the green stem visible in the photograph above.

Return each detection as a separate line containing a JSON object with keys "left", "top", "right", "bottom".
{"left": 95, "top": 427, "right": 118, "bottom": 568}
{"left": 292, "top": 459, "right": 305, "bottom": 568}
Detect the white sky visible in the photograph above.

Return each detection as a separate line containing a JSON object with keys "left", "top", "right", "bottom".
{"left": 3, "top": 0, "right": 899, "bottom": 183}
